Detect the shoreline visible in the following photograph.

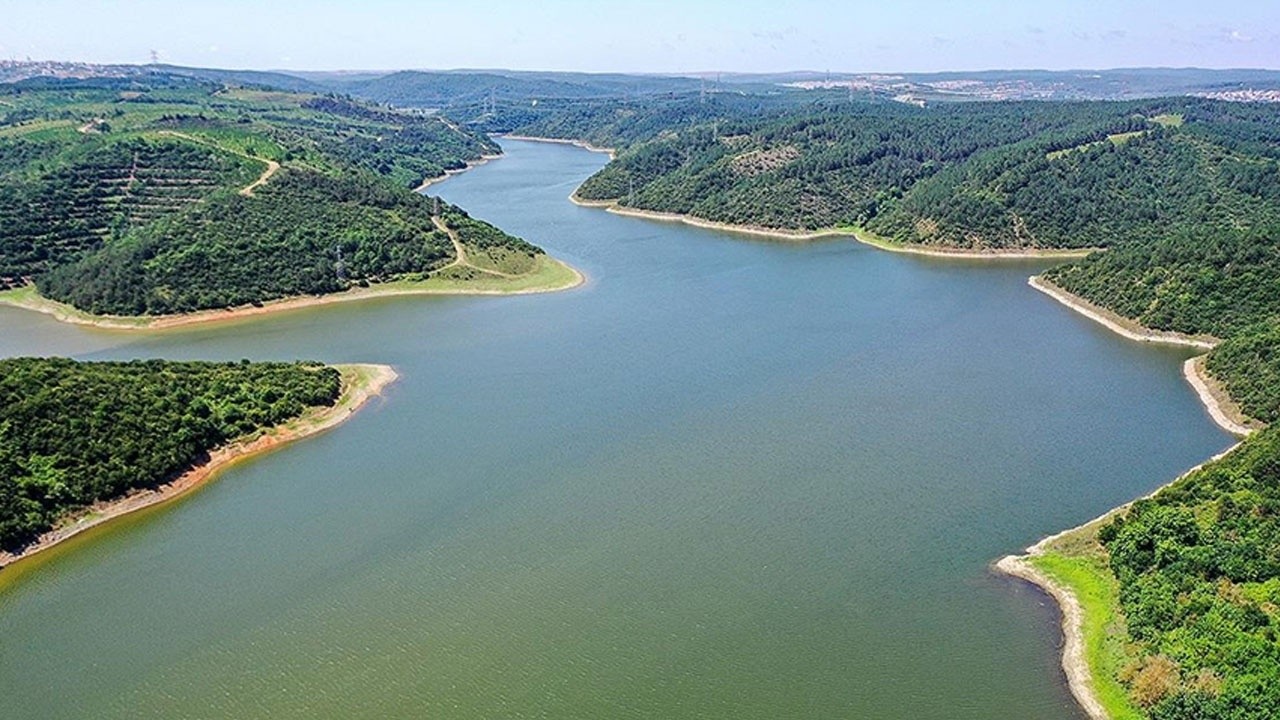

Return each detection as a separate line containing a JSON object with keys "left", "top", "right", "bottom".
{"left": 570, "top": 195, "right": 1099, "bottom": 258}
{"left": 1002, "top": 279, "right": 1259, "bottom": 719}
{"left": 0, "top": 363, "right": 398, "bottom": 572}
{"left": 499, "top": 134, "right": 618, "bottom": 159}
{"left": 1028, "top": 275, "right": 1218, "bottom": 349}
{"left": 993, "top": 438, "right": 1243, "bottom": 720}
{"left": 0, "top": 259, "right": 585, "bottom": 331}
{"left": 414, "top": 152, "right": 504, "bottom": 192}
{"left": 995, "top": 553, "right": 1107, "bottom": 720}
{"left": 1183, "top": 355, "right": 1259, "bottom": 437}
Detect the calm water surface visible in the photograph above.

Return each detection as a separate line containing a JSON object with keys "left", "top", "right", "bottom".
{"left": 0, "top": 140, "right": 1232, "bottom": 719}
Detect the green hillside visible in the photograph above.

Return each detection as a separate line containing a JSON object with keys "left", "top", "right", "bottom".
{"left": 0, "top": 75, "right": 562, "bottom": 317}
{"left": 555, "top": 98, "right": 1280, "bottom": 248}
{"left": 0, "top": 358, "right": 341, "bottom": 551}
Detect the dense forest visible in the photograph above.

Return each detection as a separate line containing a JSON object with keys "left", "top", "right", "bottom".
{"left": 544, "top": 98, "right": 1280, "bottom": 249}
{"left": 1096, "top": 426, "right": 1280, "bottom": 719}
{"left": 0, "top": 358, "right": 341, "bottom": 551}
{"left": 0, "top": 76, "right": 546, "bottom": 315}
{"left": 37, "top": 170, "right": 458, "bottom": 315}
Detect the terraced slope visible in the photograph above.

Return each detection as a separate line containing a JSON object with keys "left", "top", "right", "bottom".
{"left": 0, "top": 75, "right": 565, "bottom": 317}
{"left": 0, "top": 137, "right": 256, "bottom": 285}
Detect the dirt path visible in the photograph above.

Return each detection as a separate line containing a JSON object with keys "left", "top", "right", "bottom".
{"left": 156, "top": 129, "right": 279, "bottom": 196}
{"left": 429, "top": 215, "right": 529, "bottom": 279}
{"left": 238, "top": 158, "right": 280, "bottom": 197}
{"left": 431, "top": 215, "right": 468, "bottom": 267}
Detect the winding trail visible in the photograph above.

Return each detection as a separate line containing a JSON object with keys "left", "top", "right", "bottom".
{"left": 432, "top": 215, "right": 468, "bottom": 268}
{"left": 429, "top": 215, "right": 526, "bottom": 278}
{"left": 237, "top": 157, "right": 280, "bottom": 197}
{"left": 156, "top": 129, "right": 279, "bottom": 196}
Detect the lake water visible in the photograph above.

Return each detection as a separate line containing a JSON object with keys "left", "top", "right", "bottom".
{"left": 0, "top": 140, "right": 1232, "bottom": 719}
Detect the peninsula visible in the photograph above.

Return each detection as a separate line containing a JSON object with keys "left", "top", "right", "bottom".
{"left": 0, "top": 359, "right": 396, "bottom": 571}
{"left": 0, "top": 75, "right": 581, "bottom": 328}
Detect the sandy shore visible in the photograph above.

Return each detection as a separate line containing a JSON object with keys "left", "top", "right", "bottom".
{"left": 1029, "top": 275, "right": 1217, "bottom": 349}
{"left": 571, "top": 195, "right": 1099, "bottom": 257}
{"left": 0, "top": 261, "right": 585, "bottom": 332}
{"left": 999, "top": 283, "right": 1262, "bottom": 719}
{"left": 1028, "top": 276, "right": 1262, "bottom": 435}
{"left": 996, "top": 289, "right": 1255, "bottom": 719}
{"left": 0, "top": 364, "right": 397, "bottom": 572}
{"left": 852, "top": 232, "right": 1098, "bottom": 259}
{"left": 508, "top": 133, "right": 1095, "bottom": 257}
{"left": 414, "top": 153, "right": 504, "bottom": 192}
{"left": 1184, "top": 355, "right": 1259, "bottom": 437}
{"left": 500, "top": 134, "right": 618, "bottom": 158}
{"left": 995, "top": 553, "right": 1107, "bottom": 720}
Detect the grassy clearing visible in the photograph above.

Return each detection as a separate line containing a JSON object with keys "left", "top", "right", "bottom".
{"left": 1152, "top": 113, "right": 1185, "bottom": 127}
{"left": 220, "top": 88, "right": 313, "bottom": 106}
{"left": 158, "top": 126, "right": 287, "bottom": 162}
{"left": 1030, "top": 522, "right": 1145, "bottom": 720}
{"left": 463, "top": 245, "right": 539, "bottom": 275}
{"left": 1106, "top": 130, "right": 1146, "bottom": 146}
{"left": 1047, "top": 131, "right": 1147, "bottom": 160}
{"left": 401, "top": 254, "right": 581, "bottom": 293}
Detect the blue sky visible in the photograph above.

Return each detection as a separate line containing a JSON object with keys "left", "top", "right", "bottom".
{"left": 4, "top": 0, "right": 1277, "bottom": 73}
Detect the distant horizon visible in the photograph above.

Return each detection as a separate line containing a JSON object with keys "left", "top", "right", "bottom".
{"left": 4, "top": 1, "right": 1276, "bottom": 76}
{"left": 7, "top": 58, "right": 1280, "bottom": 79}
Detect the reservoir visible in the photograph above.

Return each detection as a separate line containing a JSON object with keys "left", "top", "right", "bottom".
{"left": 0, "top": 140, "right": 1232, "bottom": 719}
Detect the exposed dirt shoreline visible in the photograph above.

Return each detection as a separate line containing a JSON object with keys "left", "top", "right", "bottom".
{"left": 1028, "top": 275, "right": 1217, "bottom": 348}
{"left": 414, "top": 153, "right": 504, "bottom": 192}
{"left": 569, "top": 193, "right": 1097, "bottom": 257}
{"left": 499, "top": 134, "right": 618, "bottom": 158}
{"left": 995, "top": 552, "right": 1108, "bottom": 720}
{"left": 994, "top": 434, "right": 1245, "bottom": 720}
{"left": 509, "top": 134, "right": 1260, "bottom": 720}
{"left": 0, "top": 364, "right": 398, "bottom": 572}
{"left": 1183, "top": 355, "right": 1260, "bottom": 437}
{"left": 1000, "top": 281, "right": 1257, "bottom": 718}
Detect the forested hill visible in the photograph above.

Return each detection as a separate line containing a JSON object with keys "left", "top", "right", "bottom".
{"left": 0, "top": 358, "right": 341, "bottom": 551}
{"left": 331, "top": 70, "right": 705, "bottom": 108}
{"left": 553, "top": 98, "right": 1280, "bottom": 250}
{"left": 0, "top": 76, "right": 552, "bottom": 315}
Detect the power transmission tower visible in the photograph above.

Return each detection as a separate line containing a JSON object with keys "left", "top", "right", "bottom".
{"left": 149, "top": 49, "right": 159, "bottom": 65}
